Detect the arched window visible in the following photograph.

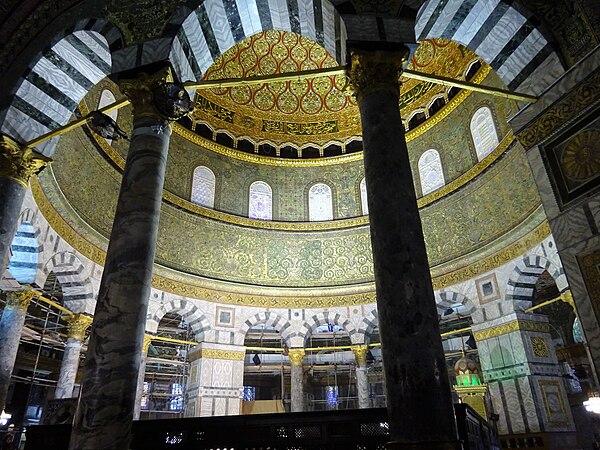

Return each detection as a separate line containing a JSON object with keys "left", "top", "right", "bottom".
{"left": 360, "top": 177, "right": 369, "bottom": 215}
{"left": 418, "top": 149, "right": 445, "bottom": 195}
{"left": 470, "top": 107, "right": 499, "bottom": 160}
{"left": 191, "top": 166, "right": 216, "bottom": 208}
{"left": 309, "top": 183, "right": 333, "bottom": 221}
{"left": 98, "top": 89, "right": 118, "bottom": 145}
{"left": 249, "top": 181, "right": 272, "bottom": 220}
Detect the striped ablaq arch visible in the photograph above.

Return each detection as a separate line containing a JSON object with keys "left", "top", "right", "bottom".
{"left": 415, "top": 0, "right": 564, "bottom": 94}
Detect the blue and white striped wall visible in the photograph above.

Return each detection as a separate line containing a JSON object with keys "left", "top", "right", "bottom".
{"left": 415, "top": 0, "right": 565, "bottom": 95}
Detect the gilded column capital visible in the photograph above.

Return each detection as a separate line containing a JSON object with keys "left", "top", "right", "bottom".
{"left": 288, "top": 348, "right": 305, "bottom": 366}
{"left": 346, "top": 46, "right": 410, "bottom": 103}
{"left": 65, "top": 314, "right": 93, "bottom": 341}
{"left": 0, "top": 135, "right": 51, "bottom": 187}
{"left": 4, "top": 289, "right": 38, "bottom": 312}
{"left": 142, "top": 333, "right": 154, "bottom": 353}
{"left": 118, "top": 66, "right": 193, "bottom": 123}
{"left": 560, "top": 290, "right": 575, "bottom": 310}
{"left": 351, "top": 345, "right": 369, "bottom": 366}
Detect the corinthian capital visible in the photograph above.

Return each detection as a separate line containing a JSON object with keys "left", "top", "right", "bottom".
{"left": 346, "top": 45, "right": 410, "bottom": 103}
{"left": 0, "top": 135, "right": 51, "bottom": 187}
{"left": 288, "top": 348, "right": 306, "bottom": 366}
{"left": 4, "top": 289, "right": 38, "bottom": 312}
{"left": 65, "top": 313, "right": 93, "bottom": 341}
{"left": 118, "top": 66, "right": 193, "bottom": 123}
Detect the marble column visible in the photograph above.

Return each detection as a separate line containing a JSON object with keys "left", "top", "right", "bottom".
{"left": 133, "top": 334, "right": 153, "bottom": 420}
{"left": 69, "top": 67, "right": 192, "bottom": 450}
{"left": 0, "top": 289, "right": 37, "bottom": 412}
{"left": 54, "top": 314, "right": 93, "bottom": 399}
{"left": 0, "top": 135, "right": 50, "bottom": 275}
{"left": 352, "top": 345, "right": 370, "bottom": 409}
{"left": 347, "top": 44, "right": 459, "bottom": 449}
{"left": 288, "top": 348, "right": 305, "bottom": 412}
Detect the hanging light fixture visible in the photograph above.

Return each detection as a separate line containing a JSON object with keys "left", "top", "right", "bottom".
{"left": 584, "top": 391, "right": 600, "bottom": 414}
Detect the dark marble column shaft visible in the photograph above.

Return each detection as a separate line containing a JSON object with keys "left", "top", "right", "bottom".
{"left": 348, "top": 46, "right": 459, "bottom": 449}
{"left": 0, "top": 178, "right": 26, "bottom": 275}
{"left": 0, "top": 290, "right": 36, "bottom": 413}
{"left": 70, "top": 73, "right": 173, "bottom": 449}
{"left": 0, "top": 135, "right": 50, "bottom": 276}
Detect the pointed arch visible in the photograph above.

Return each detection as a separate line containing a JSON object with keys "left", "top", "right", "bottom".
{"left": 238, "top": 311, "right": 292, "bottom": 345}
{"left": 505, "top": 255, "right": 568, "bottom": 302}
{"left": 1, "top": 19, "right": 123, "bottom": 156}
{"left": 435, "top": 291, "right": 476, "bottom": 317}
{"left": 298, "top": 311, "right": 357, "bottom": 344}
{"left": 356, "top": 309, "right": 379, "bottom": 344}
{"left": 149, "top": 298, "right": 211, "bottom": 340}
{"left": 40, "top": 251, "right": 95, "bottom": 313}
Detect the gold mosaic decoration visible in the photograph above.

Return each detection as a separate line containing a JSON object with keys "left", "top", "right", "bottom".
{"left": 560, "top": 130, "right": 600, "bottom": 181}
{"left": 531, "top": 336, "right": 550, "bottom": 357}
{"left": 31, "top": 173, "right": 550, "bottom": 307}
{"left": 191, "top": 31, "right": 482, "bottom": 146}
{"left": 473, "top": 320, "right": 551, "bottom": 341}
{"left": 516, "top": 70, "right": 600, "bottom": 149}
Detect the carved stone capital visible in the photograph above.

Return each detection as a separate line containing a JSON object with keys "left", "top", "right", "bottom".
{"left": 346, "top": 46, "right": 410, "bottom": 103}
{"left": 118, "top": 66, "right": 193, "bottom": 123}
{"left": 65, "top": 313, "right": 93, "bottom": 341}
{"left": 0, "top": 135, "right": 51, "bottom": 187}
{"left": 4, "top": 289, "right": 38, "bottom": 312}
{"left": 351, "top": 344, "right": 369, "bottom": 366}
{"left": 288, "top": 348, "right": 305, "bottom": 366}
{"left": 143, "top": 333, "right": 154, "bottom": 353}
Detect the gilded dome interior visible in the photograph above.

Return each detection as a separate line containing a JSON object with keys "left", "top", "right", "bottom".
{"left": 188, "top": 32, "right": 482, "bottom": 154}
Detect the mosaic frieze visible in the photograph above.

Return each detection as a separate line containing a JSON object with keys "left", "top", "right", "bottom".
{"left": 50, "top": 126, "right": 541, "bottom": 287}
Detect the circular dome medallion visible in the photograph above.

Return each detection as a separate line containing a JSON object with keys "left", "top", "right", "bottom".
{"left": 561, "top": 130, "right": 600, "bottom": 181}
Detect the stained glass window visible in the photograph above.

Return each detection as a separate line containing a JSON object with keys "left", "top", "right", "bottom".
{"left": 326, "top": 386, "right": 339, "bottom": 409}
{"left": 191, "top": 166, "right": 216, "bottom": 208}
{"left": 360, "top": 178, "right": 369, "bottom": 215}
{"left": 249, "top": 181, "right": 273, "bottom": 220}
{"left": 418, "top": 149, "right": 445, "bottom": 195}
{"left": 141, "top": 381, "right": 149, "bottom": 410}
{"left": 170, "top": 383, "right": 183, "bottom": 411}
{"left": 470, "top": 107, "right": 499, "bottom": 161}
{"left": 243, "top": 386, "right": 256, "bottom": 401}
{"left": 98, "top": 89, "right": 118, "bottom": 145}
{"left": 309, "top": 183, "right": 333, "bottom": 221}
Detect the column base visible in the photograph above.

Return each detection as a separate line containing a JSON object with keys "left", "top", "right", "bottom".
{"left": 385, "top": 441, "right": 462, "bottom": 450}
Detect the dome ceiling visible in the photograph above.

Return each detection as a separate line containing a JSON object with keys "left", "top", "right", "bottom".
{"left": 187, "top": 31, "right": 481, "bottom": 149}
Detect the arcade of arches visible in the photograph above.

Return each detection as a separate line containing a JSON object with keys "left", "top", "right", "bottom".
{"left": 0, "top": 1, "right": 599, "bottom": 449}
